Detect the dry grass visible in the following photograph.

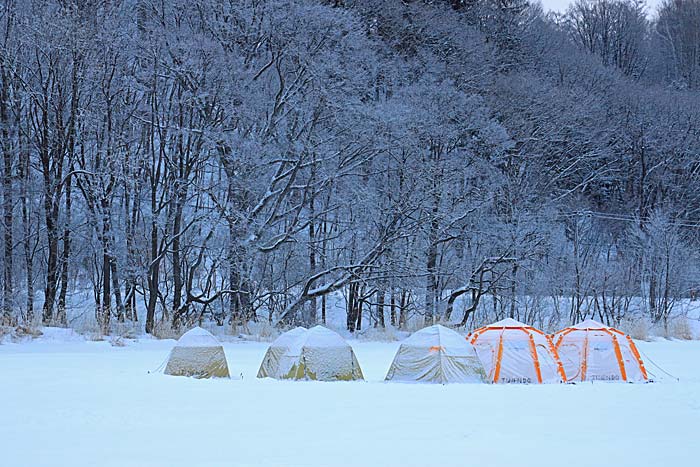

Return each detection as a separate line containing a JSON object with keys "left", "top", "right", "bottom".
{"left": 668, "top": 316, "right": 694, "bottom": 340}
{"left": 0, "top": 325, "right": 10, "bottom": 343}
{"left": 87, "top": 332, "right": 105, "bottom": 341}
{"left": 151, "top": 320, "right": 182, "bottom": 340}
{"left": 619, "top": 316, "right": 651, "bottom": 341}
{"left": 70, "top": 313, "right": 103, "bottom": 337}
{"left": 113, "top": 321, "right": 141, "bottom": 339}
{"left": 109, "top": 336, "right": 127, "bottom": 347}
{"left": 13, "top": 325, "right": 44, "bottom": 339}
{"left": 0, "top": 324, "right": 43, "bottom": 343}
{"left": 243, "top": 320, "right": 280, "bottom": 342}
{"left": 354, "top": 325, "right": 404, "bottom": 342}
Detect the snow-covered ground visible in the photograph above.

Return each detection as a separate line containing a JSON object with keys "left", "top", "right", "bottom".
{"left": 1, "top": 332, "right": 698, "bottom": 467}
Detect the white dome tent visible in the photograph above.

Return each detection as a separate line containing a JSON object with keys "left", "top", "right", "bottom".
{"left": 257, "top": 327, "right": 307, "bottom": 378}
{"left": 257, "top": 326, "right": 364, "bottom": 381}
{"left": 553, "top": 319, "right": 649, "bottom": 382}
{"left": 469, "top": 318, "right": 565, "bottom": 384}
{"left": 385, "top": 324, "right": 486, "bottom": 383}
{"left": 164, "top": 327, "right": 230, "bottom": 378}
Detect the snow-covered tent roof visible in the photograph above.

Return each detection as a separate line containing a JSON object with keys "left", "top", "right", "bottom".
{"left": 271, "top": 326, "right": 308, "bottom": 346}
{"left": 400, "top": 324, "right": 467, "bottom": 349}
{"left": 174, "top": 326, "right": 221, "bottom": 348}
{"left": 385, "top": 324, "right": 486, "bottom": 383}
{"left": 483, "top": 317, "right": 529, "bottom": 328}
{"left": 285, "top": 325, "right": 351, "bottom": 354}
{"left": 570, "top": 318, "right": 607, "bottom": 330}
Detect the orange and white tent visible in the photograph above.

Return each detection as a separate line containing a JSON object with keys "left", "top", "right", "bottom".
{"left": 468, "top": 318, "right": 565, "bottom": 384}
{"left": 552, "top": 319, "right": 648, "bottom": 383}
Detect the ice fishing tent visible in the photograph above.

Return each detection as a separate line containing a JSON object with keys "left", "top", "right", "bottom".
{"left": 257, "top": 325, "right": 364, "bottom": 381}
{"left": 164, "top": 327, "right": 230, "bottom": 378}
{"left": 469, "top": 318, "right": 565, "bottom": 384}
{"left": 257, "top": 327, "right": 307, "bottom": 378}
{"left": 553, "top": 319, "right": 648, "bottom": 382}
{"left": 385, "top": 324, "right": 486, "bottom": 383}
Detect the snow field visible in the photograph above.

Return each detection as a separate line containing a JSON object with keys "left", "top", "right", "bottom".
{"left": 1, "top": 336, "right": 698, "bottom": 466}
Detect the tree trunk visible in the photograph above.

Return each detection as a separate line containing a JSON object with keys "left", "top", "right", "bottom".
{"left": 424, "top": 225, "right": 439, "bottom": 326}
{"left": 347, "top": 282, "right": 359, "bottom": 332}
{"left": 347, "top": 283, "right": 355, "bottom": 332}
{"left": 144, "top": 62, "right": 160, "bottom": 335}
{"left": 20, "top": 141, "right": 33, "bottom": 324}
{"left": 0, "top": 70, "right": 13, "bottom": 325}
{"left": 101, "top": 248, "right": 111, "bottom": 334}
{"left": 398, "top": 289, "right": 408, "bottom": 330}
{"left": 228, "top": 221, "right": 251, "bottom": 329}
{"left": 305, "top": 200, "right": 317, "bottom": 327}
{"left": 42, "top": 209, "right": 59, "bottom": 325}
{"left": 356, "top": 285, "right": 363, "bottom": 331}
{"left": 55, "top": 56, "right": 80, "bottom": 327}
{"left": 145, "top": 214, "right": 159, "bottom": 334}
{"left": 390, "top": 289, "right": 396, "bottom": 327}
{"left": 110, "top": 253, "right": 125, "bottom": 323}
{"left": 649, "top": 264, "right": 658, "bottom": 322}
{"left": 124, "top": 180, "right": 139, "bottom": 321}
{"left": 38, "top": 86, "right": 63, "bottom": 326}
{"left": 376, "top": 288, "right": 385, "bottom": 328}
{"left": 509, "top": 262, "right": 518, "bottom": 320}
{"left": 445, "top": 288, "right": 465, "bottom": 322}
{"left": 663, "top": 252, "right": 671, "bottom": 332}
{"left": 172, "top": 198, "right": 184, "bottom": 320}
{"left": 320, "top": 192, "right": 329, "bottom": 326}
{"left": 56, "top": 172, "right": 72, "bottom": 326}
{"left": 228, "top": 223, "right": 240, "bottom": 327}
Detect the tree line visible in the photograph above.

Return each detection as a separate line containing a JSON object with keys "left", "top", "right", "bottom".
{"left": 0, "top": 0, "right": 699, "bottom": 334}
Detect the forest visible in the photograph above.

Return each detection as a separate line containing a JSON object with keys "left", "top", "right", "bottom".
{"left": 0, "top": 0, "right": 699, "bottom": 336}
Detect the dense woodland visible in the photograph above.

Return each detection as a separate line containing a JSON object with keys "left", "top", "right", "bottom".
{"left": 0, "top": 0, "right": 699, "bottom": 335}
